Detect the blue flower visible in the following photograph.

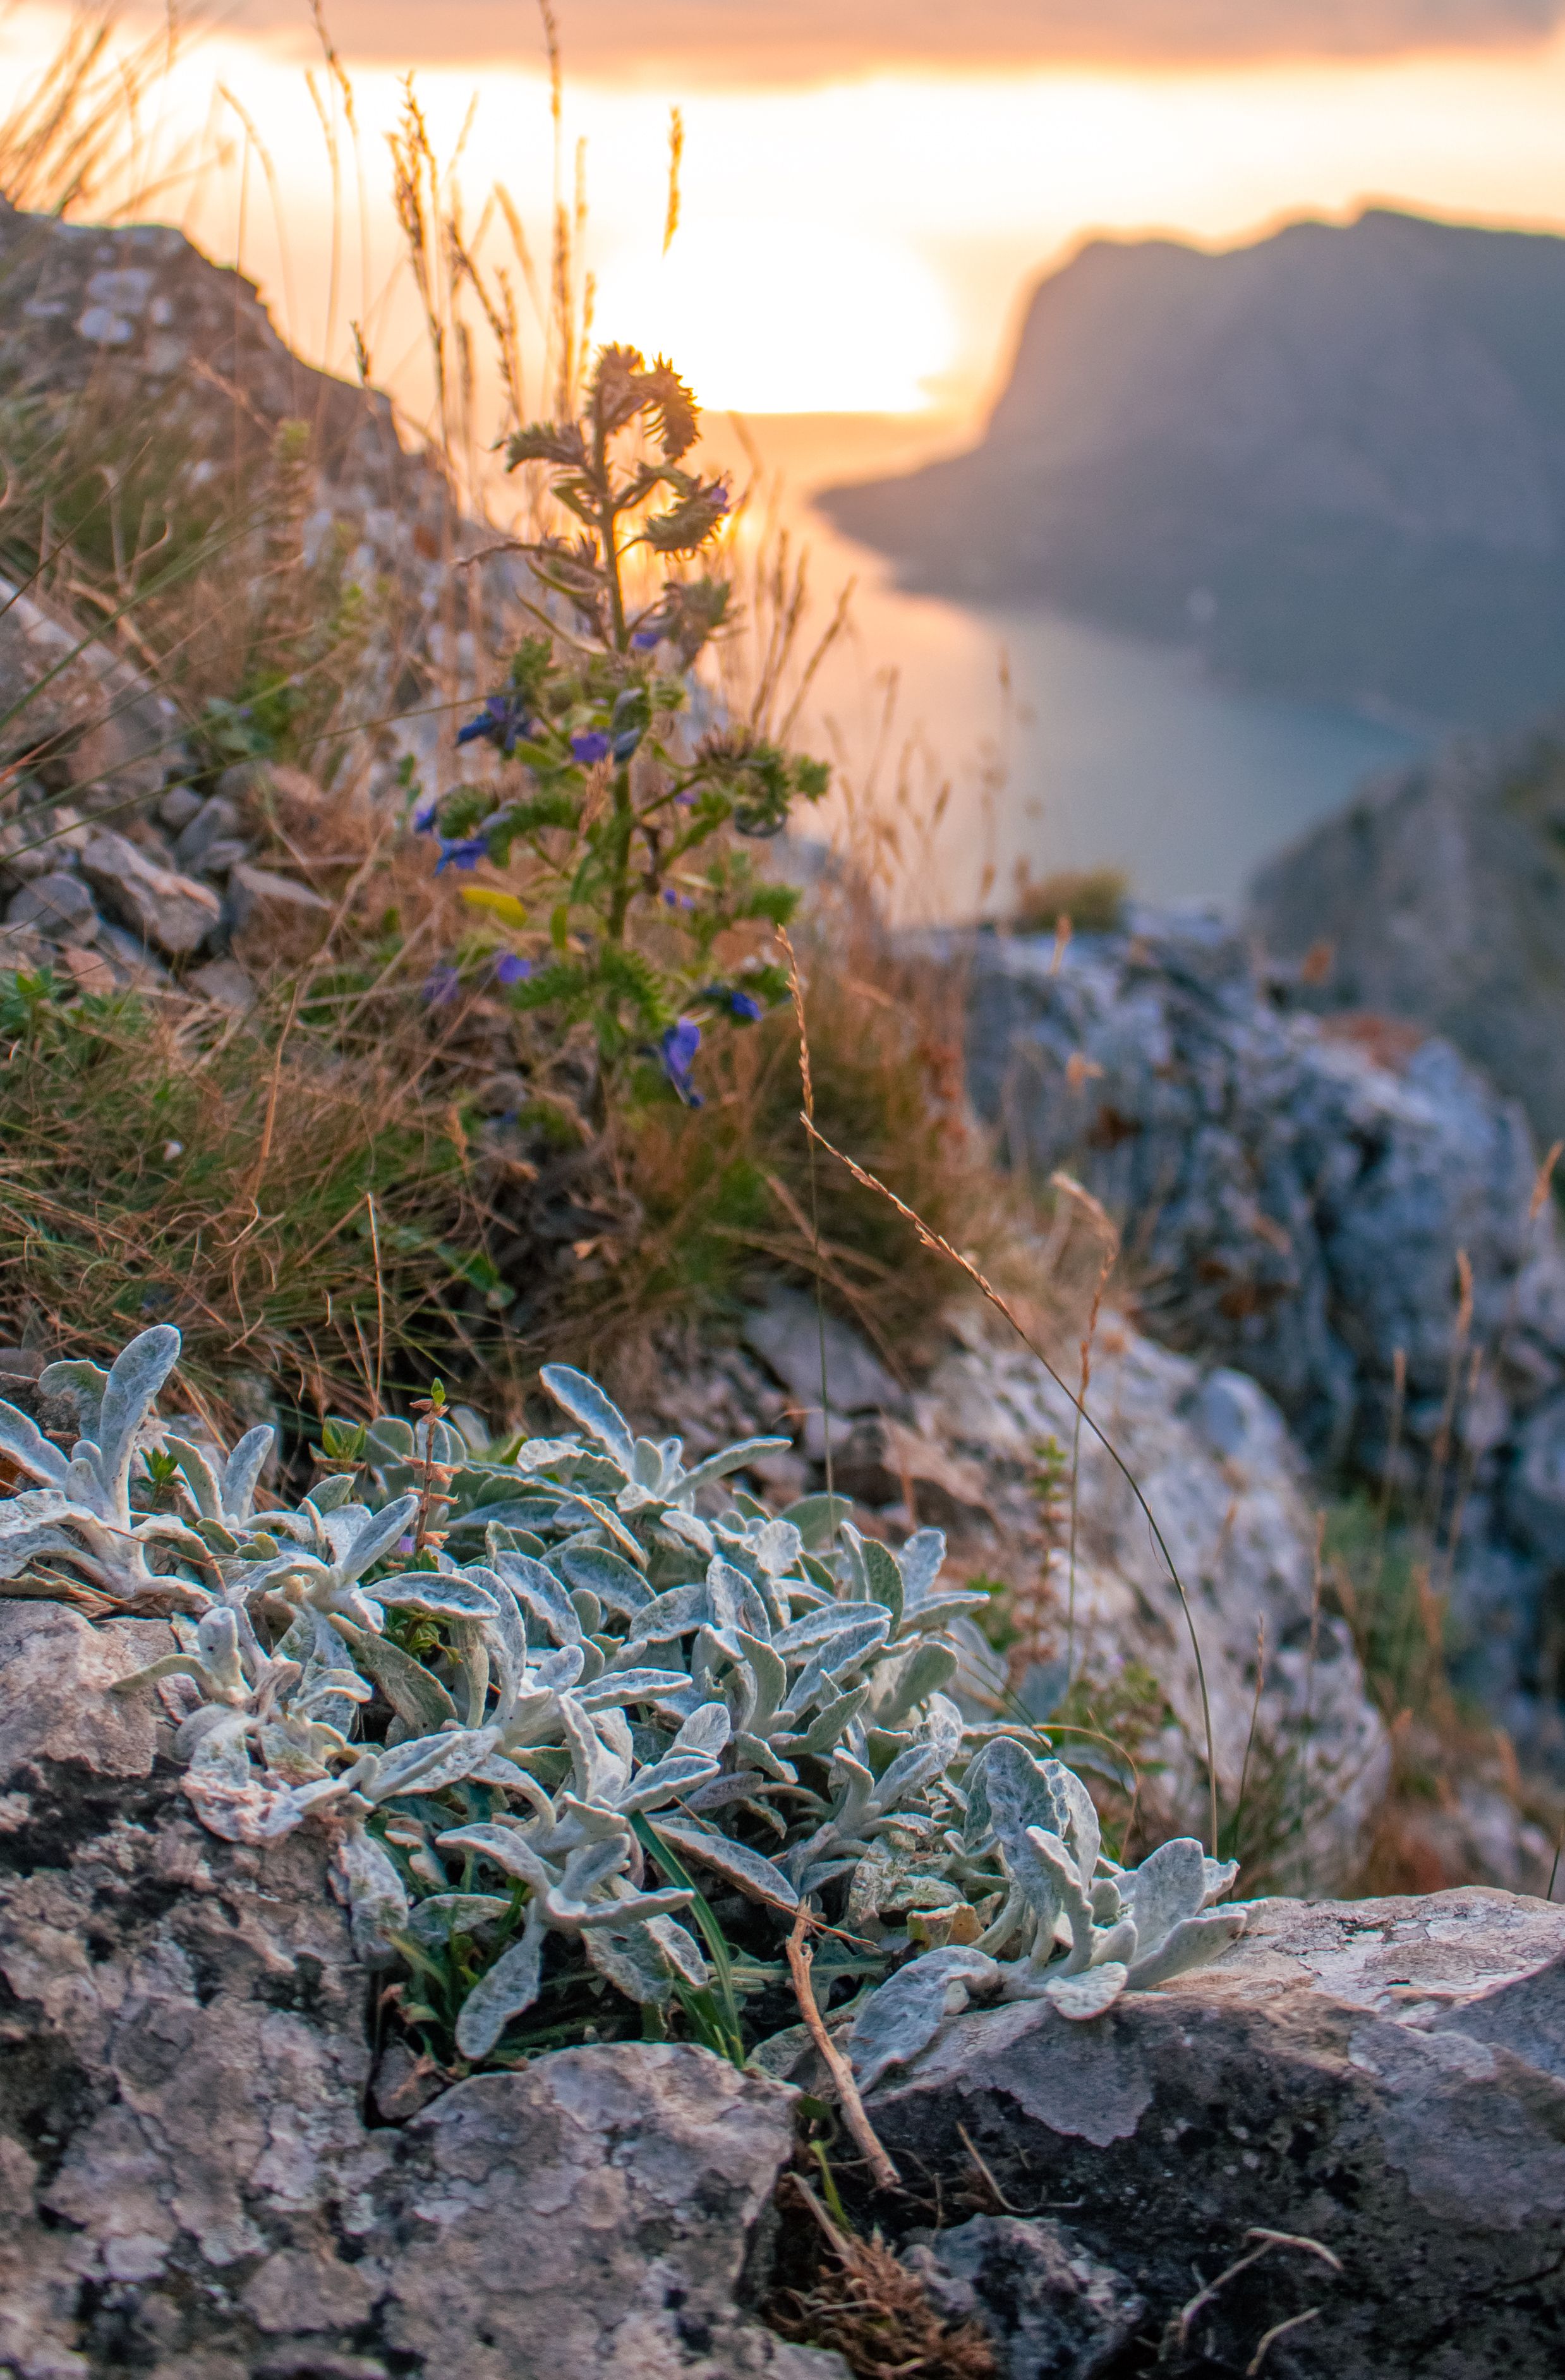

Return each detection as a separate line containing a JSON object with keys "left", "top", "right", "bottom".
{"left": 631, "top": 629, "right": 662, "bottom": 651}
{"left": 457, "top": 694, "right": 533, "bottom": 755}
{"left": 660, "top": 1017, "right": 703, "bottom": 1106}
{"left": 661, "top": 886, "right": 695, "bottom": 911}
{"left": 494, "top": 951, "right": 533, "bottom": 986}
{"left": 571, "top": 730, "right": 612, "bottom": 765}
{"left": 435, "top": 837, "right": 488, "bottom": 874}
{"left": 413, "top": 800, "right": 438, "bottom": 833}
{"left": 423, "top": 963, "right": 461, "bottom": 1006}
{"left": 703, "top": 982, "right": 763, "bottom": 1022}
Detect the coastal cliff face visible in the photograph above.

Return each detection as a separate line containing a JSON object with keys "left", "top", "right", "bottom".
{"left": 823, "top": 207, "right": 1565, "bottom": 723}
{"left": 1248, "top": 717, "right": 1565, "bottom": 1151}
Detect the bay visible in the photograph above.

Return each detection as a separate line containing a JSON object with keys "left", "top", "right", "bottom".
{"left": 708, "top": 414, "right": 1420, "bottom": 924}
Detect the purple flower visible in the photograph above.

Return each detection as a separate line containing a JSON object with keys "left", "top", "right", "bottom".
{"left": 661, "top": 886, "right": 695, "bottom": 911}
{"left": 435, "top": 837, "right": 488, "bottom": 873}
{"left": 457, "top": 693, "right": 533, "bottom": 756}
{"left": 494, "top": 951, "right": 533, "bottom": 986}
{"left": 413, "top": 800, "right": 438, "bottom": 833}
{"left": 631, "top": 629, "right": 662, "bottom": 651}
{"left": 701, "top": 982, "right": 763, "bottom": 1022}
{"left": 423, "top": 963, "right": 461, "bottom": 1006}
{"left": 571, "top": 730, "right": 612, "bottom": 765}
{"left": 397, "top": 1534, "right": 416, "bottom": 1554}
{"left": 660, "top": 1017, "right": 703, "bottom": 1106}
{"left": 674, "top": 788, "right": 695, "bottom": 807}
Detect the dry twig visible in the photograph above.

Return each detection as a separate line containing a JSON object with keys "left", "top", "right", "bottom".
{"left": 786, "top": 1905, "right": 900, "bottom": 2192}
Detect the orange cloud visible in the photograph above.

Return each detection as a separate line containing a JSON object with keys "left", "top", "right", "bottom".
{"left": 236, "top": 0, "right": 1563, "bottom": 75}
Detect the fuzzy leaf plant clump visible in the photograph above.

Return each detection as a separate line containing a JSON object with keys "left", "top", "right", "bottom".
{"left": 0, "top": 1326, "right": 1250, "bottom": 2077}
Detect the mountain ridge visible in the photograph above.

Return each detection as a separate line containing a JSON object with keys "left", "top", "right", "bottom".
{"left": 821, "top": 205, "right": 1565, "bottom": 724}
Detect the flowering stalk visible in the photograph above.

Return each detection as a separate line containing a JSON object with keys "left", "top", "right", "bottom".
{"left": 408, "top": 347, "right": 829, "bottom": 1098}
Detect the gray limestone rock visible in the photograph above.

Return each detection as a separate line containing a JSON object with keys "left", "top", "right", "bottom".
{"left": 1250, "top": 717, "right": 1565, "bottom": 1153}
{"left": 6, "top": 1595, "right": 1564, "bottom": 2377}
{"left": 79, "top": 828, "right": 221, "bottom": 957}
{"left": 353, "top": 2053, "right": 843, "bottom": 2380}
{"left": 156, "top": 785, "right": 204, "bottom": 833}
{"left": 0, "top": 198, "right": 527, "bottom": 811}
{"left": 0, "top": 1600, "right": 845, "bottom": 2380}
{"left": 902, "top": 2214, "right": 1145, "bottom": 2378}
{"left": 946, "top": 913, "right": 1565, "bottom": 1724}
{"left": 0, "top": 567, "right": 182, "bottom": 818}
{"left": 4, "top": 873, "right": 98, "bottom": 945}
{"left": 922, "top": 1318, "right": 1391, "bottom": 1888}
{"left": 227, "top": 862, "right": 334, "bottom": 969}
{"left": 869, "top": 1887, "right": 1565, "bottom": 2380}
{"left": 172, "top": 794, "right": 243, "bottom": 874}
{"left": 92, "top": 917, "right": 172, "bottom": 987}
{"left": 187, "top": 956, "right": 258, "bottom": 1015}
{"left": 744, "top": 1286, "right": 912, "bottom": 1420}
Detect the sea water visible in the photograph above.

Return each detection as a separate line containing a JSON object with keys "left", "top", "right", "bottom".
{"left": 718, "top": 415, "right": 1420, "bottom": 925}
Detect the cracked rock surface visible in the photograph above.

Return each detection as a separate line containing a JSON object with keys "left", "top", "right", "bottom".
{"left": 943, "top": 911, "right": 1565, "bottom": 1749}
{"left": 869, "top": 1886, "right": 1565, "bottom": 2378}
{"left": 0, "top": 1602, "right": 843, "bottom": 2380}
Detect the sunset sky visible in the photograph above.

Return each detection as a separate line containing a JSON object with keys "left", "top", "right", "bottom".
{"left": 9, "top": 1, "right": 1565, "bottom": 423}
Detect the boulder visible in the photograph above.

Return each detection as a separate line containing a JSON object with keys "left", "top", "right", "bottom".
{"left": 868, "top": 1885, "right": 1565, "bottom": 2379}
{"left": 227, "top": 861, "right": 334, "bottom": 969}
{"left": 0, "top": 1601, "right": 843, "bottom": 2380}
{"left": 79, "top": 828, "right": 220, "bottom": 957}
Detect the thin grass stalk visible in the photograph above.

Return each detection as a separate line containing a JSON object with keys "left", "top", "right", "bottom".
{"left": 1367, "top": 1343, "right": 1407, "bottom": 1639}
{"left": 1291, "top": 1514, "right": 1326, "bottom": 1851}
{"left": 1065, "top": 1244, "right": 1113, "bottom": 1681}
{"left": 781, "top": 929, "right": 836, "bottom": 1501}
{"left": 1232, "top": 1617, "right": 1268, "bottom": 1856}
{"left": 800, "top": 1114, "right": 1221, "bottom": 1852}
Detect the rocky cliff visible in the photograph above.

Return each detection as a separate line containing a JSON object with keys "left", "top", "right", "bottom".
{"left": 1248, "top": 714, "right": 1565, "bottom": 1149}
{"left": 823, "top": 207, "right": 1565, "bottom": 724}
{"left": 941, "top": 910, "right": 1565, "bottom": 1754}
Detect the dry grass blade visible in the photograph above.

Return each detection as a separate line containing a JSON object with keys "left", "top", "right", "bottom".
{"left": 0, "top": 3, "right": 196, "bottom": 220}
{"left": 780, "top": 926, "right": 837, "bottom": 1497}
{"left": 1161, "top": 2228, "right": 1341, "bottom": 2364}
{"left": 786, "top": 1906, "right": 900, "bottom": 2192}
{"left": 799, "top": 1110, "right": 1222, "bottom": 1855}
{"left": 1246, "top": 2307, "right": 1323, "bottom": 2376}
{"left": 771, "top": 2178, "right": 996, "bottom": 2380}
{"left": 0, "top": 966, "right": 483, "bottom": 1425}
